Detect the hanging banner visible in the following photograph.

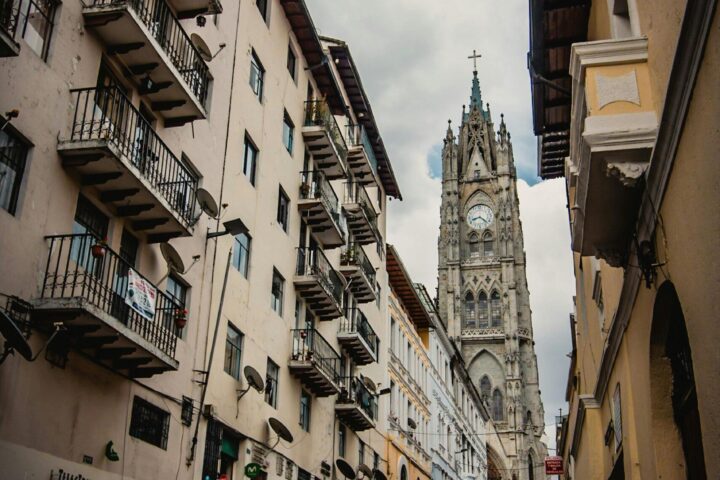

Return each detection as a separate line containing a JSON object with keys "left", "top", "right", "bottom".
{"left": 545, "top": 456, "right": 564, "bottom": 475}
{"left": 125, "top": 269, "right": 157, "bottom": 321}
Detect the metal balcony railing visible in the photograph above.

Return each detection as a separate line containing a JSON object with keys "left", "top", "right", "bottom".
{"left": 68, "top": 87, "right": 198, "bottom": 224}
{"left": 340, "top": 308, "right": 378, "bottom": 358}
{"left": 304, "top": 100, "right": 348, "bottom": 161}
{"left": 346, "top": 124, "right": 378, "bottom": 175}
{"left": 0, "top": 0, "right": 21, "bottom": 42}
{"left": 291, "top": 328, "right": 340, "bottom": 382}
{"left": 296, "top": 247, "right": 344, "bottom": 306}
{"left": 0, "top": 292, "right": 32, "bottom": 337}
{"left": 340, "top": 243, "right": 376, "bottom": 286}
{"left": 344, "top": 182, "right": 379, "bottom": 231}
{"left": 338, "top": 376, "right": 377, "bottom": 421}
{"left": 299, "top": 170, "right": 344, "bottom": 232}
{"left": 41, "top": 233, "right": 181, "bottom": 358}
{"left": 88, "top": 0, "right": 210, "bottom": 106}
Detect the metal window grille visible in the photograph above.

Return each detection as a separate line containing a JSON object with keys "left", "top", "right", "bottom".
{"left": 201, "top": 418, "right": 223, "bottom": 480}
{"left": 129, "top": 396, "right": 170, "bottom": 449}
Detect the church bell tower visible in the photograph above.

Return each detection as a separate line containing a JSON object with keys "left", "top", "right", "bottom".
{"left": 437, "top": 65, "right": 548, "bottom": 479}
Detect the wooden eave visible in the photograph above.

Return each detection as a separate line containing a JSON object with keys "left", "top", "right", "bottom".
{"left": 386, "top": 245, "right": 431, "bottom": 329}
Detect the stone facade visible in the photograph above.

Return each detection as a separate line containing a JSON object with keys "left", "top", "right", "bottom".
{"left": 436, "top": 71, "right": 547, "bottom": 479}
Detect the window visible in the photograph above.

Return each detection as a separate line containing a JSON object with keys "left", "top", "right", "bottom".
{"left": 390, "top": 318, "right": 396, "bottom": 353}
{"left": 299, "top": 389, "right": 311, "bottom": 431}
{"left": 464, "top": 292, "right": 476, "bottom": 328}
{"left": 256, "top": 0, "right": 268, "bottom": 22}
{"left": 19, "top": 0, "right": 57, "bottom": 60}
{"left": 490, "top": 291, "right": 501, "bottom": 327}
{"left": 483, "top": 232, "right": 494, "bottom": 256}
{"left": 264, "top": 358, "right": 279, "bottom": 407}
{"left": 243, "top": 134, "right": 258, "bottom": 185}
{"left": 373, "top": 452, "right": 380, "bottom": 470}
{"left": 389, "top": 380, "right": 396, "bottom": 414}
{"left": 287, "top": 44, "right": 297, "bottom": 79}
{"left": 282, "top": 111, "right": 294, "bottom": 154}
{"left": 480, "top": 376, "right": 492, "bottom": 400}
{"left": 232, "top": 232, "right": 251, "bottom": 278}
{"left": 469, "top": 233, "right": 479, "bottom": 255}
{"left": 224, "top": 324, "right": 243, "bottom": 380}
{"left": 610, "top": 0, "right": 633, "bottom": 38}
{"left": 338, "top": 424, "right": 346, "bottom": 456}
{"left": 276, "top": 187, "right": 289, "bottom": 232}
{"left": 358, "top": 441, "right": 364, "bottom": 464}
{"left": 478, "top": 292, "right": 489, "bottom": 328}
{"left": 0, "top": 125, "right": 28, "bottom": 215}
{"left": 270, "top": 268, "right": 284, "bottom": 315}
{"left": 249, "top": 50, "right": 265, "bottom": 100}
{"left": 166, "top": 274, "right": 188, "bottom": 338}
{"left": 129, "top": 396, "right": 170, "bottom": 449}
{"left": 492, "top": 389, "right": 503, "bottom": 421}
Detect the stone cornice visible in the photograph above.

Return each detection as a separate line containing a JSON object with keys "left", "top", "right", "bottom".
{"left": 569, "top": 37, "right": 649, "bottom": 82}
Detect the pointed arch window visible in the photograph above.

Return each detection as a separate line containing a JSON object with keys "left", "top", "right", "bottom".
{"left": 469, "top": 233, "right": 479, "bottom": 255}
{"left": 492, "top": 389, "right": 503, "bottom": 421}
{"left": 490, "top": 291, "right": 502, "bottom": 327}
{"left": 483, "top": 232, "right": 494, "bottom": 256}
{"left": 480, "top": 376, "right": 492, "bottom": 400}
{"left": 478, "top": 292, "right": 489, "bottom": 328}
{"left": 464, "top": 292, "right": 476, "bottom": 328}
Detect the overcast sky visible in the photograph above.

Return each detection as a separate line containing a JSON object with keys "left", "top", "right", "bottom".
{"left": 305, "top": 0, "right": 575, "bottom": 449}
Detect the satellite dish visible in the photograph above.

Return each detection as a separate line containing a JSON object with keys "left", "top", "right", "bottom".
{"left": 160, "top": 243, "right": 185, "bottom": 274}
{"left": 358, "top": 464, "right": 373, "bottom": 479}
{"left": 372, "top": 469, "right": 387, "bottom": 480}
{"left": 361, "top": 375, "right": 377, "bottom": 393}
{"left": 0, "top": 310, "right": 32, "bottom": 363}
{"left": 244, "top": 365, "right": 265, "bottom": 392}
{"left": 195, "top": 187, "right": 220, "bottom": 218}
{"left": 268, "top": 417, "right": 293, "bottom": 443}
{"left": 191, "top": 33, "right": 213, "bottom": 62}
{"left": 335, "top": 458, "right": 356, "bottom": 480}
{"left": 407, "top": 418, "right": 417, "bottom": 430}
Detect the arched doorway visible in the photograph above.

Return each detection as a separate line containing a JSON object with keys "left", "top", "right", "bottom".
{"left": 650, "top": 281, "right": 706, "bottom": 479}
{"left": 400, "top": 465, "right": 407, "bottom": 480}
{"left": 487, "top": 446, "right": 502, "bottom": 480}
{"left": 527, "top": 453, "right": 534, "bottom": 480}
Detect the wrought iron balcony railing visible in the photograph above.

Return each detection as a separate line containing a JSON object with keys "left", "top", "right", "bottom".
{"left": 0, "top": 0, "right": 20, "bottom": 43}
{"left": 41, "top": 233, "right": 181, "bottom": 358}
{"left": 338, "top": 375, "right": 377, "bottom": 420}
{"left": 68, "top": 87, "right": 198, "bottom": 224}
{"left": 299, "top": 170, "right": 344, "bottom": 232}
{"left": 340, "top": 243, "right": 376, "bottom": 285}
{"left": 304, "top": 100, "right": 348, "bottom": 161}
{"left": 346, "top": 124, "right": 378, "bottom": 175}
{"left": 0, "top": 292, "right": 32, "bottom": 337}
{"left": 88, "top": 0, "right": 210, "bottom": 107}
{"left": 340, "top": 308, "right": 378, "bottom": 358}
{"left": 296, "top": 247, "right": 344, "bottom": 307}
{"left": 291, "top": 328, "right": 340, "bottom": 383}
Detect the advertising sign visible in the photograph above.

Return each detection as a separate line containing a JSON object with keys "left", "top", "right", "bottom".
{"left": 545, "top": 456, "right": 564, "bottom": 475}
{"left": 245, "top": 463, "right": 263, "bottom": 478}
{"left": 125, "top": 269, "right": 157, "bottom": 321}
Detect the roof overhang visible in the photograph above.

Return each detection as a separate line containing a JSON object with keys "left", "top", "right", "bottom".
{"left": 325, "top": 43, "right": 402, "bottom": 200}
{"left": 529, "top": 0, "right": 591, "bottom": 179}
{"left": 279, "top": 0, "right": 345, "bottom": 115}
{"left": 386, "top": 245, "right": 431, "bottom": 329}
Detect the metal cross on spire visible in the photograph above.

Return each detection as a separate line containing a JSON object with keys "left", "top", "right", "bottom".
{"left": 468, "top": 50, "right": 482, "bottom": 71}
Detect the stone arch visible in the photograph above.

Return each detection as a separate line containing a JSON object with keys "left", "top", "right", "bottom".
{"left": 527, "top": 448, "right": 537, "bottom": 480}
{"left": 482, "top": 230, "right": 495, "bottom": 256}
{"left": 464, "top": 189, "right": 494, "bottom": 212}
{"left": 397, "top": 456, "right": 409, "bottom": 480}
{"left": 650, "top": 281, "right": 706, "bottom": 478}
{"left": 468, "top": 231, "right": 480, "bottom": 255}
{"left": 486, "top": 444, "right": 507, "bottom": 480}
{"left": 479, "top": 375, "right": 492, "bottom": 401}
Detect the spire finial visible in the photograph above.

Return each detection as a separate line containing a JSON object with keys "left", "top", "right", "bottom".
{"left": 467, "top": 49, "right": 482, "bottom": 72}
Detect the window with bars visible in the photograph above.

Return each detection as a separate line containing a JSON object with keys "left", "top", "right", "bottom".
{"left": 232, "top": 232, "right": 251, "bottom": 278}
{"left": 249, "top": 50, "right": 265, "bottom": 100}
{"left": 271, "top": 268, "right": 284, "bottom": 315}
{"left": 129, "top": 396, "right": 170, "bottom": 449}
{"left": 0, "top": 125, "right": 28, "bottom": 215}
{"left": 264, "top": 358, "right": 279, "bottom": 408}
{"left": 299, "top": 389, "right": 311, "bottom": 432}
{"left": 224, "top": 324, "right": 243, "bottom": 380}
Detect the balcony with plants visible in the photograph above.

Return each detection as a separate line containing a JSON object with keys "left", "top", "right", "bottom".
{"left": 298, "top": 170, "right": 345, "bottom": 249}
{"left": 337, "top": 308, "right": 377, "bottom": 366}
{"left": 289, "top": 328, "right": 341, "bottom": 397}
{"left": 339, "top": 243, "right": 376, "bottom": 304}
{"left": 303, "top": 100, "right": 348, "bottom": 180}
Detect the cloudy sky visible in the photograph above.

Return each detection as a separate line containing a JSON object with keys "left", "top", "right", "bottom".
{"left": 305, "top": 0, "right": 575, "bottom": 448}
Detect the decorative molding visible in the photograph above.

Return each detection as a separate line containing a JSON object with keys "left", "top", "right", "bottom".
{"left": 569, "top": 37, "right": 649, "bottom": 82}
{"left": 596, "top": 70, "right": 640, "bottom": 109}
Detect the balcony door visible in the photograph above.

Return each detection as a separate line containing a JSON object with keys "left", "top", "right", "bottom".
{"left": 70, "top": 195, "right": 109, "bottom": 277}
{"left": 111, "top": 229, "right": 139, "bottom": 325}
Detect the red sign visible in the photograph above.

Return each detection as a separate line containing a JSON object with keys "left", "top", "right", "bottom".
{"left": 545, "top": 456, "right": 564, "bottom": 475}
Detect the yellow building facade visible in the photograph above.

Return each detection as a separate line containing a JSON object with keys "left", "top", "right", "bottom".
{"left": 530, "top": 0, "right": 719, "bottom": 478}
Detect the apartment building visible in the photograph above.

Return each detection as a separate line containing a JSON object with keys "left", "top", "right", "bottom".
{"left": 530, "top": 0, "right": 718, "bottom": 478}
{"left": 0, "top": 1, "right": 400, "bottom": 479}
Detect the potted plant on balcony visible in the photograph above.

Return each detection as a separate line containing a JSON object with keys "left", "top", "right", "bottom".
{"left": 300, "top": 182, "right": 311, "bottom": 198}
{"left": 91, "top": 237, "right": 108, "bottom": 259}
{"left": 174, "top": 308, "right": 188, "bottom": 329}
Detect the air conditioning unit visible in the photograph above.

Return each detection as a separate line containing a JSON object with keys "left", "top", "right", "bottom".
{"left": 202, "top": 404, "right": 217, "bottom": 418}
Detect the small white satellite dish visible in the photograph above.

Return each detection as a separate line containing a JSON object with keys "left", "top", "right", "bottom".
{"left": 195, "top": 187, "right": 220, "bottom": 218}
{"left": 191, "top": 34, "right": 213, "bottom": 62}
{"left": 160, "top": 243, "right": 185, "bottom": 274}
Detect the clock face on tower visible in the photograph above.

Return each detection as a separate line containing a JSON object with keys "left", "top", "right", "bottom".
{"left": 466, "top": 204, "right": 494, "bottom": 230}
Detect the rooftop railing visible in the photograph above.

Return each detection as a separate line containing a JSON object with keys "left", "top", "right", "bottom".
{"left": 346, "top": 124, "right": 378, "bottom": 175}
{"left": 88, "top": 0, "right": 210, "bottom": 106}
{"left": 291, "top": 328, "right": 340, "bottom": 382}
{"left": 338, "top": 375, "right": 377, "bottom": 420}
{"left": 296, "top": 247, "right": 344, "bottom": 307}
{"left": 41, "top": 233, "right": 181, "bottom": 358}
{"left": 304, "top": 100, "right": 348, "bottom": 162}
{"left": 340, "top": 308, "right": 378, "bottom": 358}
{"left": 68, "top": 86, "right": 198, "bottom": 224}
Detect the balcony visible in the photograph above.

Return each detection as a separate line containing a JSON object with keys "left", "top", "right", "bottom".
{"left": 346, "top": 125, "right": 379, "bottom": 187}
{"left": 339, "top": 243, "right": 376, "bottom": 303}
{"left": 336, "top": 376, "right": 377, "bottom": 431}
{"left": 82, "top": 0, "right": 210, "bottom": 122}
{"left": 33, "top": 234, "right": 180, "bottom": 377}
{"left": 568, "top": 37, "right": 657, "bottom": 266}
{"left": 303, "top": 100, "right": 348, "bottom": 180}
{"left": 170, "top": 0, "right": 222, "bottom": 19}
{"left": 0, "top": 0, "right": 20, "bottom": 56}
{"left": 298, "top": 171, "right": 345, "bottom": 249}
{"left": 57, "top": 87, "right": 198, "bottom": 243}
{"left": 337, "top": 308, "right": 377, "bottom": 365}
{"left": 294, "top": 247, "right": 344, "bottom": 321}
{"left": 343, "top": 182, "right": 379, "bottom": 245}
{"left": 0, "top": 292, "right": 33, "bottom": 337}
{"left": 289, "top": 328, "right": 341, "bottom": 397}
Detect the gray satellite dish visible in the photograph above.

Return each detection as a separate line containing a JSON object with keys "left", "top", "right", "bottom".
{"left": 407, "top": 417, "right": 417, "bottom": 430}
{"left": 0, "top": 310, "right": 32, "bottom": 363}
{"left": 244, "top": 365, "right": 265, "bottom": 392}
{"left": 268, "top": 417, "right": 294, "bottom": 443}
{"left": 191, "top": 33, "right": 213, "bottom": 62}
{"left": 195, "top": 187, "right": 220, "bottom": 219}
{"left": 336, "top": 459, "right": 356, "bottom": 480}
{"left": 160, "top": 243, "right": 185, "bottom": 274}
{"left": 372, "top": 469, "right": 387, "bottom": 480}
{"left": 358, "top": 464, "right": 373, "bottom": 479}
